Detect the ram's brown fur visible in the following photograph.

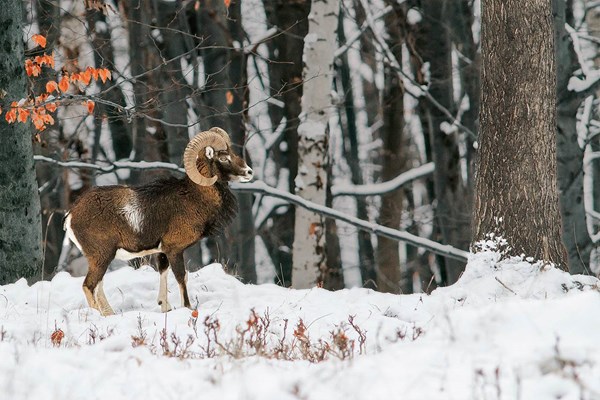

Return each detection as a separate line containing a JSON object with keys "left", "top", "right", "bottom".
{"left": 65, "top": 128, "right": 252, "bottom": 315}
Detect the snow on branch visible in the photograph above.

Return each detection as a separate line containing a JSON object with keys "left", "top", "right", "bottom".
{"left": 332, "top": 162, "right": 434, "bottom": 197}
{"left": 33, "top": 155, "right": 185, "bottom": 174}
{"left": 231, "top": 181, "right": 469, "bottom": 262}
{"left": 34, "top": 156, "right": 467, "bottom": 262}
{"left": 565, "top": 24, "right": 600, "bottom": 94}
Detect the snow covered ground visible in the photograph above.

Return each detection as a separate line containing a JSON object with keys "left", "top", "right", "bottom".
{"left": 1, "top": 251, "right": 600, "bottom": 400}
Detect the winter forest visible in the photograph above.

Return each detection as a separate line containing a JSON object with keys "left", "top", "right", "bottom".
{"left": 3, "top": 0, "right": 600, "bottom": 398}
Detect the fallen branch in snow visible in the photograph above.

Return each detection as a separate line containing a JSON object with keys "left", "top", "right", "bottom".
{"left": 34, "top": 157, "right": 468, "bottom": 263}
{"left": 332, "top": 162, "right": 434, "bottom": 197}
{"left": 494, "top": 277, "right": 517, "bottom": 295}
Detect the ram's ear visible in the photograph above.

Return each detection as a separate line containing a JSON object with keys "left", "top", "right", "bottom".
{"left": 205, "top": 146, "right": 215, "bottom": 159}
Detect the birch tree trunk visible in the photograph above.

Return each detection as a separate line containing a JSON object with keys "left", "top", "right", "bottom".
{"left": 0, "top": 2, "right": 43, "bottom": 283}
{"left": 473, "top": 0, "right": 568, "bottom": 268}
{"left": 291, "top": 0, "right": 340, "bottom": 288}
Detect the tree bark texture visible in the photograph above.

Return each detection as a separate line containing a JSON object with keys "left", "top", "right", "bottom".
{"left": 0, "top": 1, "right": 43, "bottom": 283}
{"left": 291, "top": 0, "right": 339, "bottom": 289}
{"left": 473, "top": 0, "right": 568, "bottom": 269}
{"left": 417, "top": 0, "right": 471, "bottom": 284}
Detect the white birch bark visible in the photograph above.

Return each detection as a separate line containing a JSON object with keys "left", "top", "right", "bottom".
{"left": 291, "top": 0, "right": 340, "bottom": 289}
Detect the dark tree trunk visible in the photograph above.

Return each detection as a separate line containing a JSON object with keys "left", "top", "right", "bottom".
{"left": 337, "top": 8, "right": 376, "bottom": 289}
{"left": 260, "top": 0, "right": 310, "bottom": 285}
{"left": 416, "top": 0, "right": 471, "bottom": 284}
{"left": 86, "top": 8, "right": 132, "bottom": 160}
{"left": 122, "top": 0, "right": 168, "bottom": 185}
{"left": 473, "top": 0, "right": 568, "bottom": 269}
{"left": 375, "top": 3, "right": 407, "bottom": 293}
{"left": 33, "top": 0, "right": 64, "bottom": 278}
{"left": 195, "top": 0, "right": 256, "bottom": 282}
{"left": 0, "top": 2, "right": 43, "bottom": 283}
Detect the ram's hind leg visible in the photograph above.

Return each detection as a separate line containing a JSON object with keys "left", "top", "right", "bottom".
{"left": 167, "top": 252, "right": 191, "bottom": 309}
{"left": 83, "top": 253, "right": 115, "bottom": 316}
{"left": 157, "top": 253, "right": 172, "bottom": 312}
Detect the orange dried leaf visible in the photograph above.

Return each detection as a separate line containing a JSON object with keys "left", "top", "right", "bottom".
{"left": 36, "top": 94, "right": 49, "bottom": 104}
{"left": 45, "top": 102, "right": 57, "bottom": 112}
{"left": 32, "top": 115, "right": 45, "bottom": 130}
{"left": 81, "top": 69, "right": 92, "bottom": 85}
{"left": 32, "top": 34, "right": 47, "bottom": 48}
{"left": 17, "top": 108, "right": 30, "bottom": 123}
{"left": 25, "top": 60, "right": 35, "bottom": 77}
{"left": 47, "top": 52, "right": 55, "bottom": 68}
{"left": 191, "top": 309, "right": 199, "bottom": 318}
{"left": 5, "top": 109, "right": 16, "bottom": 123}
{"left": 46, "top": 80, "right": 58, "bottom": 93}
{"left": 86, "top": 100, "right": 95, "bottom": 114}
{"left": 98, "top": 68, "right": 111, "bottom": 83}
{"left": 226, "top": 90, "right": 234, "bottom": 105}
{"left": 58, "top": 76, "right": 70, "bottom": 92}
{"left": 50, "top": 329, "right": 64, "bottom": 346}
{"left": 42, "top": 113, "right": 54, "bottom": 125}
{"left": 90, "top": 67, "right": 99, "bottom": 81}
{"left": 224, "top": 0, "right": 231, "bottom": 8}
{"left": 70, "top": 72, "right": 80, "bottom": 83}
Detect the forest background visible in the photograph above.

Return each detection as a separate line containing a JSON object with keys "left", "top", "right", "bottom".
{"left": 3, "top": 0, "right": 600, "bottom": 295}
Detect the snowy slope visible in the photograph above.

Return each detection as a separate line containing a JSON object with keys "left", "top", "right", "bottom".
{"left": 1, "top": 251, "right": 600, "bottom": 400}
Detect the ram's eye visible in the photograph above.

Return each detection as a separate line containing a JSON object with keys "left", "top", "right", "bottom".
{"left": 219, "top": 156, "right": 230, "bottom": 163}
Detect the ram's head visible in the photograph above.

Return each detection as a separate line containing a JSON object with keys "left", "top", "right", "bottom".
{"left": 183, "top": 127, "right": 253, "bottom": 186}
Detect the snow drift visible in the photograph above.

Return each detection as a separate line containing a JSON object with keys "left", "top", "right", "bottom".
{"left": 1, "top": 251, "right": 600, "bottom": 399}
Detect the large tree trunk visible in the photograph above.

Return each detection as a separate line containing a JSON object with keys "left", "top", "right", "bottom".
{"left": 291, "top": 0, "right": 339, "bottom": 288}
{"left": 0, "top": 2, "right": 43, "bottom": 283}
{"left": 260, "top": 0, "right": 310, "bottom": 286}
{"left": 473, "top": 0, "right": 568, "bottom": 268}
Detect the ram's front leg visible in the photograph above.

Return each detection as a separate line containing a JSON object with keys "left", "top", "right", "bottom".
{"left": 156, "top": 253, "right": 172, "bottom": 312}
{"left": 167, "top": 251, "right": 191, "bottom": 309}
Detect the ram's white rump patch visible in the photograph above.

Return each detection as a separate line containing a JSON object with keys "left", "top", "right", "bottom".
{"left": 122, "top": 195, "right": 144, "bottom": 233}
{"left": 63, "top": 213, "right": 83, "bottom": 252}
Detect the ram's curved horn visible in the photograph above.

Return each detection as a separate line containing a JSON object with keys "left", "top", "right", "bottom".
{"left": 208, "top": 127, "right": 231, "bottom": 146}
{"left": 183, "top": 130, "right": 228, "bottom": 186}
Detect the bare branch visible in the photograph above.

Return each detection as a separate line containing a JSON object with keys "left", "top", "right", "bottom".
{"left": 231, "top": 181, "right": 469, "bottom": 263}
{"left": 332, "top": 162, "right": 434, "bottom": 197}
